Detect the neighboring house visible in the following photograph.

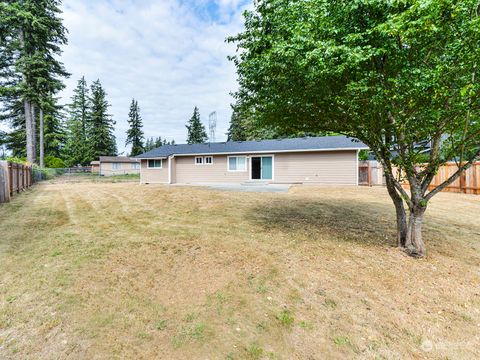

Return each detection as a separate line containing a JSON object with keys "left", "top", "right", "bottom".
{"left": 97, "top": 156, "right": 140, "bottom": 176}
{"left": 135, "top": 136, "right": 368, "bottom": 185}
{"left": 90, "top": 161, "right": 100, "bottom": 173}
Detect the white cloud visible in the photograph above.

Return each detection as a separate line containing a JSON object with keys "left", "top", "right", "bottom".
{"left": 59, "top": 0, "right": 251, "bottom": 155}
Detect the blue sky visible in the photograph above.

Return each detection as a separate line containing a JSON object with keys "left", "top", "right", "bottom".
{"left": 57, "top": 0, "right": 252, "bottom": 155}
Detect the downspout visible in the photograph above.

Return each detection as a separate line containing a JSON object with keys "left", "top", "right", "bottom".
{"left": 168, "top": 155, "right": 174, "bottom": 184}
{"left": 356, "top": 149, "right": 359, "bottom": 186}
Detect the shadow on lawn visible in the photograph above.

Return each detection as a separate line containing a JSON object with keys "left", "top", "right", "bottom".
{"left": 247, "top": 198, "right": 400, "bottom": 248}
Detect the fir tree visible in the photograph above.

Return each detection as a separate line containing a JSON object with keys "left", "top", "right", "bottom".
{"left": 227, "top": 102, "right": 248, "bottom": 141}
{"left": 185, "top": 106, "right": 207, "bottom": 144}
{"left": 88, "top": 79, "right": 116, "bottom": 159}
{"left": 125, "top": 99, "right": 144, "bottom": 156}
{"left": 1, "top": 0, "right": 69, "bottom": 164}
{"left": 64, "top": 77, "right": 90, "bottom": 166}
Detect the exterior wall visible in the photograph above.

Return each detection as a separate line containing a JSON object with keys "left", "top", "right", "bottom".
{"left": 91, "top": 164, "right": 100, "bottom": 173}
{"left": 100, "top": 162, "right": 140, "bottom": 176}
{"left": 139, "top": 150, "right": 358, "bottom": 185}
{"left": 273, "top": 151, "right": 357, "bottom": 184}
{"left": 140, "top": 159, "right": 169, "bottom": 183}
{"left": 174, "top": 155, "right": 250, "bottom": 183}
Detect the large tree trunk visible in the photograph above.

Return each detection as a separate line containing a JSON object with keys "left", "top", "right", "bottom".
{"left": 405, "top": 206, "right": 427, "bottom": 257}
{"left": 39, "top": 107, "right": 44, "bottom": 168}
{"left": 24, "top": 100, "right": 35, "bottom": 164}
{"left": 30, "top": 103, "right": 36, "bottom": 163}
{"left": 384, "top": 173, "right": 408, "bottom": 247}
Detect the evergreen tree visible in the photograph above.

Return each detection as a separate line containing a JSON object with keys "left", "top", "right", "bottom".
{"left": 63, "top": 77, "right": 90, "bottom": 166}
{"left": 185, "top": 106, "right": 208, "bottom": 144}
{"left": 125, "top": 99, "right": 144, "bottom": 156}
{"left": 227, "top": 102, "right": 248, "bottom": 141}
{"left": 43, "top": 95, "right": 66, "bottom": 159}
{"left": 1, "top": 0, "right": 69, "bottom": 164}
{"left": 88, "top": 79, "right": 116, "bottom": 159}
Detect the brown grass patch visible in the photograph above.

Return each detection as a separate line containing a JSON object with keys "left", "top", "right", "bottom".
{"left": 0, "top": 179, "right": 479, "bottom": 359}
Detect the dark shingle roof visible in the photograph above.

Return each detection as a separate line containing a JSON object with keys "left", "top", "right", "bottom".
{"left": 136, "top": 136, "right": 367, "bottom": 159}
{"left": 99, "top": 156, "right": 139, "bottom": 163}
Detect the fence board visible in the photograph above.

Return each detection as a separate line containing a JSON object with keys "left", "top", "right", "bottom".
{"left": 359, "top": 160, "right": 480, "bottom": 195}
{"left": 0, "top": 162, "right": 33, "bottom": 204}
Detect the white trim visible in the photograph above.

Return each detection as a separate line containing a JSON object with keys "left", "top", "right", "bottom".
{"left": 227, "top": 155, "right": 247, "bottom": 172}
{"left": 195, "top": 156, "right": 204, "bottom": 165}
{"left": 204, "top": 156, "right": 213, "bottom": 165}
{"left": 168, "top": 155, "right": 174, "bottom": 184}
{"left": 249, "top": 154, "right": 275, "bottom": 181}
{"left": 147, "top": 159, "right": 163, "bottom": 169}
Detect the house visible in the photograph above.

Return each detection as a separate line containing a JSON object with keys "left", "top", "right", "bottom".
{"left": 96, "top": 156, "right": 140, "bottom": 176}
{"left": 135, "top": 136, "right": 368, "bottom": 185}
{"left": 90, "top": 161, "right": 100, "bottom": 173}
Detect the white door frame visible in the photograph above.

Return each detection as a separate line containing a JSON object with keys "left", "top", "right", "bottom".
{"left": 249, "top": 154, "right": 274, "bottom": 181}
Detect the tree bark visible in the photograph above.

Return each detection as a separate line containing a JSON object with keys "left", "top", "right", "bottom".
{"left": 39, "top": 107, "right": 44, "bottom": 168}
{"left": 30, "top": 103, "right": 37, "bottom": 164}
{"left": 384, "top": 173, "right": 408, "bottom": 247}
{"left": 24, "top": 100, "right": 35, "bottom": 164}
{"left": 405, "top": 206, "right": 427, "bottom": 257}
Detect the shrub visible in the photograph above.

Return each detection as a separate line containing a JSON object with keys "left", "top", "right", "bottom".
{"left": 45, "top": 156, "right": 65, "bottom": 169}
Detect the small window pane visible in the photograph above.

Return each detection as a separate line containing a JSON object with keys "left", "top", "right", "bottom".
{"left": 229, "top": 157, "right": 237, "bottom": 171}
{"left": 237, "top": 157, "right": 246, "bottom": 170}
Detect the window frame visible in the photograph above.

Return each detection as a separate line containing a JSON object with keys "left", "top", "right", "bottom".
{"left": 204, "top": 156, "right": 213, "bottom": 165}
{"left": 227, "top": 156, "right": 247, "bottom": 172}
{"left": 147, "top": 159, "right": 163, "bottom": 169}
{"left": 195, "top": 156, "right": 204, "bottom": 165}
{"left": 131, "top": 162, "right": 140, "bottom": 169}
{"left": 112, "top": 162, "right": 121, "bottom": 170}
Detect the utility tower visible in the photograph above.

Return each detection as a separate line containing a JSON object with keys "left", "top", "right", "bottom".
{"left": 208, "top": 111, "right": 217, "bottom": 143}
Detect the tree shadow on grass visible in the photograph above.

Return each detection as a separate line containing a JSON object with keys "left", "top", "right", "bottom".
{"left": 247, "top": 198, "right": 402, "bottom": 248}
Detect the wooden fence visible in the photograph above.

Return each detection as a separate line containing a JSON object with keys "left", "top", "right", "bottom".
{"left": 359, "top": 160, "right": 480, "bottom": 195}
{"left": 0, "top": 161, "right": 33, "bottom": 204}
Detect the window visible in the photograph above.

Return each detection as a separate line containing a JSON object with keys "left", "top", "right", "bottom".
{"left": 112, "top": 162, "right": 121, "bottom": 170}
{"left": 131, "top": 163, "right": 140, "bottom": 169}
{"left": 228, "top": 156, "right": 247, "bottom": 171}
{"left": 195, "top": 156, "right": 213, "bottom": 165}
{"left": 147, "top": 159, "right": 162, "bottom": 168}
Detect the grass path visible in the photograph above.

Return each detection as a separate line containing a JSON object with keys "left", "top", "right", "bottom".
{"left": 0, "top": 178, "right": 479, "bottom": 359}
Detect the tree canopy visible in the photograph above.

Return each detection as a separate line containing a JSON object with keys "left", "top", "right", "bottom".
{"left": 186, "top": 106, "right": 208, "bottom": 144}
{"left": 125, "top": 98, "right": 145, "bottom": 157}
{"left": 229, "top": 0, "right": 480, "bottom": 256}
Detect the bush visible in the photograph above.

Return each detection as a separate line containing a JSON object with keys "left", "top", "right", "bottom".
{"left": 6, "top": 156, "right": 28, "bottom": 165}
{"left": 44, "top": 156, "right": 65, "bottom": 168}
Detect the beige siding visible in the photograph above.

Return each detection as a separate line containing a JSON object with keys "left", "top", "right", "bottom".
{"left": 140, "top": 159, "right": 169, "bottom": 183}
{"left": 100, "top": 162, "right": 140, "bottom": 176}
{"left": 273, "top": 151, "right": 357, "bottom": 184}
{"left": 175, "top": 155, "right": 250, "bottom": 183}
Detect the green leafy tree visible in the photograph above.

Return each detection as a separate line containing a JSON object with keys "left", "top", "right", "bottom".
{"left": 185, "top": 106, "right": 208, "bottom": 144}
{"left": 230, "top": 0, "right": 480, "bottom": 257}
{"left": 125, "top": 99, "right": 144, "bottom": 156}
{"left": 88, "top": 79, "right": 117, "bottom": 159}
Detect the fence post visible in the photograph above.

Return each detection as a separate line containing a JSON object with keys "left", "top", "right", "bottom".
{"left": 0, "top": 161, "right": 11, "bottom": 203}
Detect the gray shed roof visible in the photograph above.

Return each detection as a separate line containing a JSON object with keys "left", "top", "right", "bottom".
{"left": 99, "top": 156, "right": 139, "bottom": 163}
{"left": 136, "top": 135, "right": 367, "bottom": 159}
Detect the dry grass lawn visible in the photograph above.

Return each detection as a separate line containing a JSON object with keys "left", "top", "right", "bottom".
{"left": 0, "top": 177, "right": 479, "bottom": 359}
